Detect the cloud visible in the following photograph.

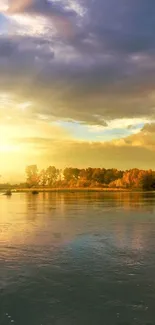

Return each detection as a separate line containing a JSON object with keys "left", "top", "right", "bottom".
{"left": 4, "top": 135, "right": 155, "bottom": 171}
{"left": 112, "top": 123, "right": 155, "bottom": 151}
{"left": 1, "top": 0, "right": 155, "bottom": 126}
{"left": 141, "top": 123, "right": 155, "bottom": 133}
{"left": 7, "top": 0, "right": 32, "bottom": 14}
{"left": 6, "top": 0, "right": 77, "bottom": 38}
{"left": 0, "top": 38, "right": 17, "bottom": 56}
{"left": 7, "top": 0, "right": 75, "bottom": 17}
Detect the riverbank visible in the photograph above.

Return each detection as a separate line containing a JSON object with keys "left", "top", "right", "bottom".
{"left": 13, "top": 187, "right": 132, "bottom": 193}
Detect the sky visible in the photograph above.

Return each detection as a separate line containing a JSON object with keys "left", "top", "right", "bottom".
{"left": 0, "top": 0, "right": 155, "bottom": 182}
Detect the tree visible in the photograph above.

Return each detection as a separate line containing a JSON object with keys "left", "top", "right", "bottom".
{"left": 104, "top": 169, "right": 117, "bottom": 184}
{"left": 25, "top": 165, "right": 39, "bottom": 187}
{"left": 85, "top": 168, "right": 94, "bottom": 181}
{"left": 39, "top": 169, "right": 48, "bottom": 187}
{"left": 46, "top": 166, "right": 59, "bottom": 186}
{"left": 92, "top": 168, "right": 105, "bottom": 184}
{"left": 63, "top": 168, "right": 76, "bottom": 182}
{"left": 24, "top": 165, "right": 155, "bottom": 190}
{"left": 139, "top": 170, "right": 155, "bottom": 190}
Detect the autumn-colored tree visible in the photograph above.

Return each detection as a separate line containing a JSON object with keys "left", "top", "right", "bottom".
{"left": 85, "top": 168, "right": 94, "bottom": 181}
{"left": 63, "top": 168, "right": 73, "bottom": 182}
{"left": 92, "top": 168, "right": 103, "bottom": 183}
{"left": 25, "top": 165, "right": 39, "bottom": 187}
{"left": 63, "top": 168, "right": 80, "bottom": 182}
{"left": 24, "top": 166, "right": 155, "bottom": 190}
{"left": 39, "top": 169, "right": 48, "bottom": 187}
{"left": 46, "top": 166, "right": 59, "bottom": 186}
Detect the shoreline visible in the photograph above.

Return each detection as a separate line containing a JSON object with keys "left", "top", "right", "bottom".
{"left": 9, "top": 187, "right": 144, "bottom": 193}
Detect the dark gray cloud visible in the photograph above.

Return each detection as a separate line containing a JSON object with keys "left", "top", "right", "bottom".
{"left": 79, "top": 0, "right": 155, "bottom": 55}
{"left": 1, "top": 0, "right": 155, "bottom": 124}
{"left": 0, "top": 38, "right": 16, "bottom": 56}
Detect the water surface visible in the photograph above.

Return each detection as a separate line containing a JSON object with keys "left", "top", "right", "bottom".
{"left": 0, "top": 191, "right": 155, "bottom": 325}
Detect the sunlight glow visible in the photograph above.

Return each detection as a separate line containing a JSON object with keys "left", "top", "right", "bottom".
{"left": 17, "top": 101, "right": 32, "bottom": 111}
{"left": 0, "top": 92, "right": 14, "bottom": 108}
{"left": 0, "top": 143, "right": 19, "bottom": 153}
{"left": 0, "top": 3, "right": 9, "bottom": 12}
{"left": 10, "top": 14, "right": 51, "bottom": 37}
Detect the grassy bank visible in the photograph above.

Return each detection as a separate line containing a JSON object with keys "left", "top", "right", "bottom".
{"left": 14, "top": 187, "right": 131, "bottom": 193}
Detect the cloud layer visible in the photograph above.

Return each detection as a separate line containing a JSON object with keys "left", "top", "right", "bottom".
{"left": 0, "top": 0, "right": 155, "bottom": 125}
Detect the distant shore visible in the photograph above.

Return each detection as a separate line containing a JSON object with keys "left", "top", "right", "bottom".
{"left": 1, "top": 187, "right": 154, "bottom": 194}
{"left": 12, "top": 187, "right": 133, "bottom": 193}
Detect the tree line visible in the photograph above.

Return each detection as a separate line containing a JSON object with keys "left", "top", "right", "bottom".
{"left": 25, "top": 165, "right": 155, "bottom": 190}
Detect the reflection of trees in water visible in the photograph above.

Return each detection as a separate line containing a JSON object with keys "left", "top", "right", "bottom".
{"left": 25, "top": 193, "right": 56, "bottom": 222}
{"left": 25, "top": 192, "right": 66, "bottom": 220}
{"left": 24, "top": 192, "right": 155, "bottom": 226}
{"left": 23, "top": 192, "right": 155, "bottom": 252}
{"left": 26, "top": 194, "right": 38, "bottom": 221}
{"left": 55, "top": 191, "right": 155, "bottom": 212}
{"left": 103, "top": 192, "right": 155, "bottom": 252}
{"left": 59, "top": 192, "right": 155, "bottom": 253}
{"left": 2, "top": 192, "right": 155, "bottom": 261}
{"left": 112, "top": 191, "right": 155, "bottom": 212}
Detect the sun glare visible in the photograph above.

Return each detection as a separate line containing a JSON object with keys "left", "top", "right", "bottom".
{"left": 0, "top": 143, "right": 19, "bottom": 153}
{"left": 0, "top": 3, "right": 9, "bottom": 12}
{"left": 0, "top": 133, "right": 20, "bottom": 153}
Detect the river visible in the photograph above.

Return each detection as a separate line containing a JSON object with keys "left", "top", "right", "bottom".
{"left": 0, "top": 191, "right": 155, "bottom": 325}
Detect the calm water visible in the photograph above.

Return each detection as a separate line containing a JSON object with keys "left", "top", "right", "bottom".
{"left": 0, "top": 192, "right": 155, "bottom": 325}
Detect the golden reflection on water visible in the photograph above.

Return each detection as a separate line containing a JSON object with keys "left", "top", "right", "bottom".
{"left": 0, "top": 191, "right": 155, "bottom": 258}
